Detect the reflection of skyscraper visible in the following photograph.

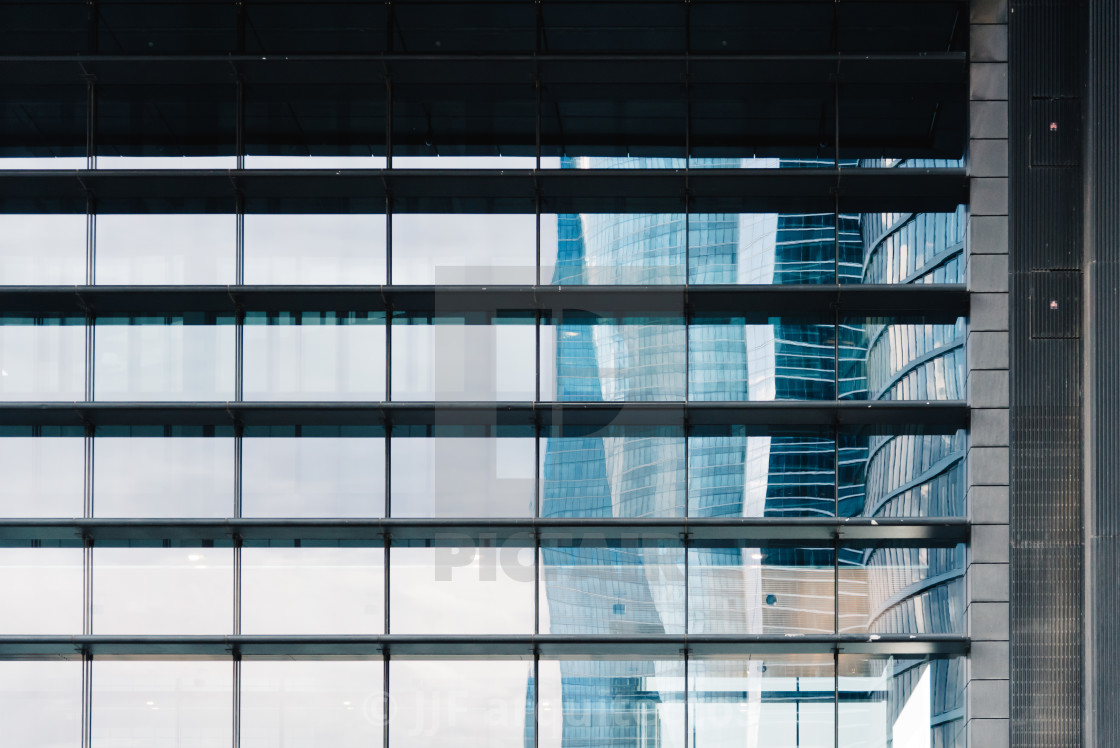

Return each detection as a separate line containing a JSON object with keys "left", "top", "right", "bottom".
{"left": 538, "top": 157, "right": 966, "bottom": 746}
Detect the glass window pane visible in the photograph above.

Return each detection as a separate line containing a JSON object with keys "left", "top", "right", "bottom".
{"left": 94, "top": 435, "right": 233, "bottom": 517}
{"left": 541, "top": 213, "right": 685, "bottom": 285}
{"left": 95, "top": 215, "right": 235, "bottom": 284}
{"left": 688, "top": 432, "right": 836, "bottom": 518}
{"left": 390, "top": 660, "right": 530, "bottom": 748}
{"left": 540, "top": 543, "right": 685, "bottom": 635}
{"left": 392, "top": 156, "right": 539, "bottom": 169}
{"left": 838, "top": 655, "right": 964, "bottom": 748}
{"left": 391, "top": 437, "right": 535, "bottom": 517}
{"left": 688, "top": 545, "right": 835, "bottom": 635}
{"left": 0, "top": 547, "right": 83, "bottom": 634}
{"left": 842, "top": 430, "right": 967, "bottom": 518}
{"left": 542, "top": 319, "right": 686, "bottom": 402}
{"left": 392, "top": 324, "right": 536, "bottom": 401}
{"left": 391, "top": 214, "right": 535, "bottom": 284}
{"left": 688, "top": 655, "right": 834, "bottom": 748}
{"left": 243, "top": 314, "right": 385, "bottom": 400}
{"left": 241, "top": 547, "right": 384, "bottom": 635}
{"left": 241, "top": 660, "right": 383, "bottom": 748}
{"left": 243, "top": 214, "right": 386, "bottom": 285}
{"left": 860, "top": 208, "right": 967, "bottom": 284}
{"left": 539, "top": 657, "right": 685, "bottom": 748}
{"left": 243, "top": 156, "right": 386, "bottom": 169}
{"left": 92, "top": 660, "right": 232, "bottom": 748}
{"left": 95, "top": 156, "right": 236, "bottom": 170}
{"left": 0, "top": 661, "right": 82, "bottom": 748}
{"left": 0, "top": 435, "right": 84, "bottom": 517}
{"left": 838, "top": 544, "right": 965, "bottom": 635}
{"left": 859, "top": 319, "right": 967, "bottom": 401}
{"left": 241, "top": 437, "right": 384, "bottom": 518}
{"left": 688, "top": 321, "right": 837, "bottom": 401}
{"left": 94, "top": 321, "right": 235, "bottom": 401}
{"left": 0, "top": 320, "right": 85, "bottom": 401}
{"left": 689, "top": 211, "right": 838, "bottom": 284}
{"left": 542, "top": 433, "right": 685, "bottom": 518}
{"left": 93, "top": 547, "right": 233, "bottom": 635}
{"left": 390, "top": 546, "right": 534, "bottom": 635}
{"left": 0, "top": 214, "right": 86, "bottom": 284}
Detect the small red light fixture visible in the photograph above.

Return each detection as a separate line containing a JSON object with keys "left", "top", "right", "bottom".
{"left": 1050, "top": 122, "right": 1059, "bottom": 132}
{"left": 1050, "top": 300, "right": 1059, "bottom": 310}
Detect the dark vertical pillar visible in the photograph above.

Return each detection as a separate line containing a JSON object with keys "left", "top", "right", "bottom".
{"left": 1086, "top": 0, "right": 1120, "bottom": 744}
{"left": 1008, "top": 1, "right": 1086, "bottom": 746}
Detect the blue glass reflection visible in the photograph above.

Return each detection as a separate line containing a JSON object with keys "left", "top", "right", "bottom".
{"left": 537, "top": 155, "right": 968, "bottom": 746}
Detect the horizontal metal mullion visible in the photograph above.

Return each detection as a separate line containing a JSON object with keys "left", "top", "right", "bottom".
{"left": 0, "top": 284, "right": 969, "bottom": 320}
{"left": 0, "top": 401, "right": 970, "bottom": 430}
{"left": 0, "top": 634, "right": 969, "bottom": 659}
{"left": 0, "top": 53, "right": 968, "bottom": 64}
{"left": 0, "top": 517, "right": 969, "bottom": 546}
{"left": 0, "top": 168, "right": 969, "bottom": 214}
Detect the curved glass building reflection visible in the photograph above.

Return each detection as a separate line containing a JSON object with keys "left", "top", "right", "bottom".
{"left": 537, "top": 157, "right": 966, "bottom": 747}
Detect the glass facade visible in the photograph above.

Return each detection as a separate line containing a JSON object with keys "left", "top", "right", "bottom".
{"left": 0, "top": 4, "right": 969, "bottom": 747}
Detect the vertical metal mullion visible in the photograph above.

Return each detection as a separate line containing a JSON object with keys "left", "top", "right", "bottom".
{"left": 382, "top": 647, "right": 391, "bottom": 748}
{"left": 682, "top": 527, "right": 690, "bottom": 748}
{"left": 833, "top": 532, "right": 840, "bottom": 637}
{"left": 81, "top": 652, "right": 92, "bottom": 748}
{"left": 683, "top": 644, "right": 690, "bottom": 748}
{"left": 833, "top": 648, "right": 840, "bottom": 748}
{"left": 232, "top": 652, "right": 241, "bottom": 748}
{"left": 532, "top": 647, "right": 540, "bottom": 748}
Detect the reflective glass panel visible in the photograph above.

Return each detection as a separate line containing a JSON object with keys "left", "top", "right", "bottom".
{"left": 688, "top": 655, "right": 834, "bottom": 748}
{"left": 0, "top": 214, "right": 86, "bottom": 284}
{"left": 842, "top": 430, "right": 967, "bottom": 518}
{"left": 0, "top": 320, "right": 85, "bottom": 401}
{"left": 838, "top": 544, "right": 965, "bottom": 635}
{"left": 688, "top": 432, "right": 836, "bottom": 518}
{"left": 95, "top": 215, "right": 235, "bottom": 284}
{"left": 858, "top": 208, "right": 966, "bottom": 285}
{"left": 0, "top": 435, "right": 84, "bottom": 517}
{"left": 392, "top": 323, "right": 536, "bottom": 401}
{"left": 243, "top": 214, "right": 386, "bottom": 285}
{"left": 541, "top": 213, "right": 685, "bottom": 285}
{"left": 243, "top": 155, "right": 387, "bottom": 169}
{"left": 94, "top": 156, "right": 236, "bottom": 170}
{"left": 859, "top": 319, "right": 967, "bottom": 401}
{"left": 689, "top": 211, "right": 839, "bottom": 284}
{"left": 541, "top": 433, "right": 685, "bottom": 518}
{"left": 0, "top": 547, "right": 83, "bottom": 634}
{"left": 541, "top": 319, "right": 686, "bottom": 401}
{"left": 390, "top": 660, "right": 531, "bottom": 748}
{"left": 241, "top": 436, "right": 384, "bottom": 518}
{"left": 688, "top": 545, "right": 835, "bottom": 635}
{"left": 0, "top": 157, "right": 86, "bottom": 170}
{"left": 389, "top": 546, "right": 534, "bottom": 635}
{"left": 94, "top": 319, "right": 235, "bottom": 401}
{"left": 241, "top": 547, "right": 384, "bottom": 635}
{"left": 838, "top": 655, "right": 964, "bottom": 748}
{"left": 390, "top": 214, "right": 535, "bottom": 284}
{"left": 93, "top": 547, "right": 233, "bottom": 635}
{"left": 241, "top": 660, "right": 383, "bottom": 748}
{"left": 91, "top": 660, "right": 232, "bottom": 748}
{"left": 539, "top": 543, "right": 685, "bottom": 635}
{"left": 391, "top": 437, "right": 535, "bottom": 517}
{"left": 243, "top": 313, "right": 385, "bottom": 401}
{"left": 688, "top": 320, "right": 837, "bottom": 401}
{"left": 94, "top": 435, "right": 233, "bottom": 517}
{"left": 0, "top": 661, "right": 82, "bottom": 748}
{"left": 539, "top": 657, "right": 685, "bottom": 748}
{"left": 392, "top": 156, "right": 541, "bottom": 169}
